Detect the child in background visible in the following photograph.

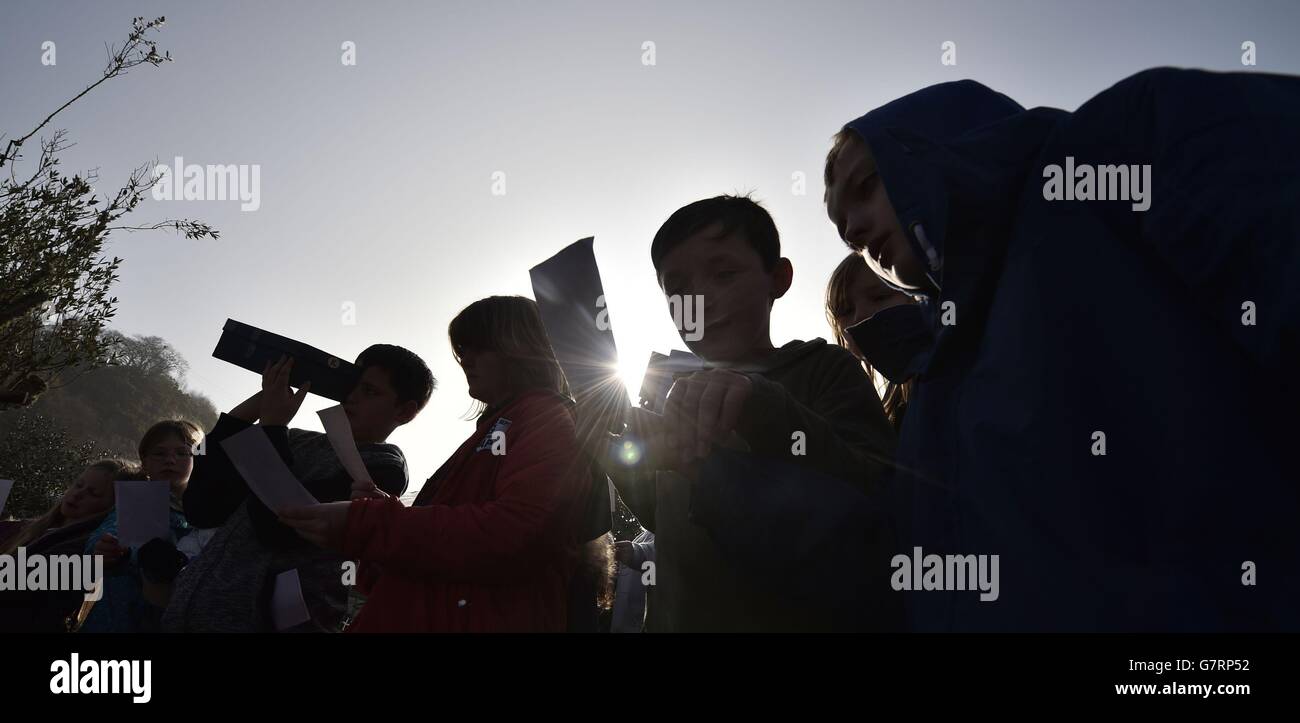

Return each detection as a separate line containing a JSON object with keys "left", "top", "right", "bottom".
{"left": 0, "top": 460, "right": 135, "bottom": 632}
{"left": 609, "top": 195, "right": 898, "bottom": 632}
{"left": 824, "top": 252, "right": 917, "bottom": 430}
{"left": 165, "top": 344, "right": 433, "bottom": 633}
{"left": 281, "top": 296, "right": 590, "bottom": 632}
{"left": 80, "top": 421, "right": 200, "bottom": 632}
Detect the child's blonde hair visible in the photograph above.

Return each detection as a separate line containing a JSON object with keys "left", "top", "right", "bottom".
{"left": 0, "top": 459, "right": 137, "bottom": 555}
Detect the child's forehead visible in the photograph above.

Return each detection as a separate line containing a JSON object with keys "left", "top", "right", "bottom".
{"left": 827, "top": 139, "right": 878, "bottom": 220}
{"left": 80, "top": 468, "right": 113, "bottom": 485}
{"left": 357, "top": 364, "right": 397, "bottom": 390}
{"left": 833, "top": 138, "right": 876, "bottom": 184}
{"left": 148, "top": 434, "right": 192, "bottom": 449}
{"left": 665, "top": 227, "right": 757, "bottom": 265}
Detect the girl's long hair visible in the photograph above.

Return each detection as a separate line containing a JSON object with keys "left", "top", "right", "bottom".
{"left": 449, "top": 295, "right": 572, "bottom": 418}
{"left": 825, "top": 253, "right": 912, "bottom": 428}
{"left": 0, "top": 459, "right": 136, "bottom": 555}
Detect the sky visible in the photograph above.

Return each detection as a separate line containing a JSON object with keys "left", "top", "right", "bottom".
{"left": 4, "top": 0, "right": 1299, "bottom": 495}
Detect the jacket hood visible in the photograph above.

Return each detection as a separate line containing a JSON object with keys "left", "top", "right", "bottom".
{"left": 844, "top": 80, "right": 1067, "bottom": 373}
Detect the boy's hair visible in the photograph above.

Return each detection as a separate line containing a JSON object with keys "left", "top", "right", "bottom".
{"left": 355, "top": 344, "right": 436, "bottom": 411}
{"left": 822, "top": 126, "right": 864, "bottom": 206}
{"left": 138, "top": 420, "right": 202, "bottom": 460}
{"left": 650, "top": 194, "right": 781, "bottom": 275}
{"left": 448, "top": 295, "right": 571, "bottom": 417}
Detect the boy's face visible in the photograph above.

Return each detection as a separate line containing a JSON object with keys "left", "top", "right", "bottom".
{"left": 657, "top": 225, "right": 792, "bottom": 364}
{"left": 142, "top": 433, "right": 195, "bottom": 489}
{"left": 836, "top": 267, "right": 915, "bottom": 362}
{"left": 826, "top": 136, "right": 929, "bottom": 290}
{"left": 344, "top": 366, "right": 418, "bottom": 444}
{"left": 60, "top": 467, "right": 114, "bottom": 521}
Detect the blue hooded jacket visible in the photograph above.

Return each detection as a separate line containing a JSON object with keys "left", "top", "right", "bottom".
{"left": 844, "top": 69, "right": 1300, "bottom": 631}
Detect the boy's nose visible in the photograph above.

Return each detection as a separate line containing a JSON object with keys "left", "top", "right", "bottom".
{"left": 844, "top": 215, "right": 872, "bottom": 253}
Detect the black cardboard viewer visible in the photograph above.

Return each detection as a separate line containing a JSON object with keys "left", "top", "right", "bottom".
{"left": 212, "top": 319, "right": 360, "bottom": 402}
{"left": 636, "top": 350, "right": 704, "bottom": 413}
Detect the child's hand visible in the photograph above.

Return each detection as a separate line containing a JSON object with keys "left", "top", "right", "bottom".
{"left": 278, "top": 502, "right": 351, "bottom": 552}
{"left": 623, "top": 406, "right": 672, "bottom": 470}
{"left": 93, "top": 534, "right": 128, "bottom": 566}
{"left": 259, "top": 356, "right": 311, "bottom": 426}
{"left": 664, "top": 370, "right": 753, "bottom": 466}
{"left": 350, "top": 479, "right": 393, "bottom": 501}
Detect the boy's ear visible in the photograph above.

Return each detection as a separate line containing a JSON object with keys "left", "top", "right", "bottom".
{"left": 770, "top": 258, "right": 794, "bottom": 301}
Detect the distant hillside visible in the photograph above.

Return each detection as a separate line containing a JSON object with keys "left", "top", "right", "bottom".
{"left": 0, "top": 330, "right": 217, "bottom": 519}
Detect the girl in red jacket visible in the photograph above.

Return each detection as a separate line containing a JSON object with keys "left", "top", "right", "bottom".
{"left": 281, "top": 296, "right": 588, "bottom": 632}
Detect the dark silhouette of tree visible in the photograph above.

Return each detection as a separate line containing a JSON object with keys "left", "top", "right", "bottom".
{"left": 1, "top": 16, "right": 218, "bottom": 410}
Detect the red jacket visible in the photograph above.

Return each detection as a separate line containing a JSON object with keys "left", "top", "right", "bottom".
{"left": 343, "top": 390, "right": 587, "bottom": 632}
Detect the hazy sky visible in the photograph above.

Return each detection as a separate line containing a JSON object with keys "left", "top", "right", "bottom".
{"left": 4, "top": 0, "right": 1298, "bottom": 493}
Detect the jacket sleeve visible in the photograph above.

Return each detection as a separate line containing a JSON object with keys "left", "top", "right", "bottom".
{"left": 341, "top": 398, "right": 586, "bottom": 583}
{"left": 733, "top": 348, "right": 896, "bottom": 492}
{"left": 183, "top": 413, "right": 264, "bottom": 527}
{"left": 1068, "top": 68, "right": 1300, "bottom": 399}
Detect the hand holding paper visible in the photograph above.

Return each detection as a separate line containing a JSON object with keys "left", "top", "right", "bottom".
{"left": 350, "top": 479, "right": 393, "bottom": 501}
{"left": 277, "top": 501, "right": 351, "bottom": 552}
{"left": 93, "top": 534, "right": 129, "bottom": 565}
{"left": 220, "top": 425, "right": 318, "bottom": 514}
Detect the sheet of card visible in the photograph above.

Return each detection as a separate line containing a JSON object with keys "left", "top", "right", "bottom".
{"left": 115, "top": 480, "right": 171, "bottom": 548}
{"left": 0, "top": 479, "right": 13, "bottom": 519}
{"left": 271, "top": 568, "right": 312, "bottom": 631}
{"left": 528, "top": 237, "right": 626, "bottom": 400}
{"left": 220, "top": 425, "right": 318, "bottom": 514}
{"left": 317, "top": 404, "right": 369, "bottom": 484}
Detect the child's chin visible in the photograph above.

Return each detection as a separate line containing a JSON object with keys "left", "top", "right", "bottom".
{"left": 686, "top": 338, "right": 740, "bottom": 364}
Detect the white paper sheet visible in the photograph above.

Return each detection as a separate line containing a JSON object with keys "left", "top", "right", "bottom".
{"left": 220, "top": 425, "right": 318, "bottom": 514}
{"left": 317, "top": 404, "right": 369, "bottom": 484}
{"left": 271, "top": 568, "right": 312, "bottom": 631}
{"left": 115, "top": 480, "right": 171, "bottom": 548}
{"left": 0, "top": 479, "right": 13, "bottom": 518}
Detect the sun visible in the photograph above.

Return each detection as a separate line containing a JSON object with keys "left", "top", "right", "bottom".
{"left": 617, "top": 359, "right": 648, "bottom": 405}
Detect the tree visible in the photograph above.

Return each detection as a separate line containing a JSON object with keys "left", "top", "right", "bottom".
{"left": 0, "top": 413, "right": 109, "bottom": 521}
{"left": 0, "top": 330, "right": 216, "bottom": 518}
{"left": 4, "top": 331, "right": 218, "bottom": 461}
{"left": 0, "top": 16, "right": 218, "bottom": 409}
